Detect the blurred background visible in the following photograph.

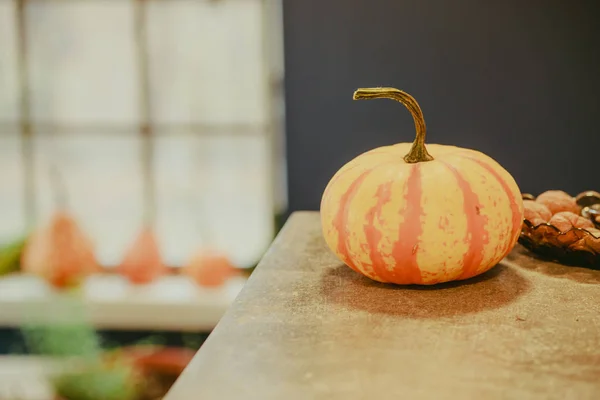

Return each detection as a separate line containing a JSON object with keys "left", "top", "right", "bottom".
{"left": 0, "top": 0, "right": 599, "bottom": 398}
{"left": 0, "top": 0, "right": 285, "bottom": 398}
{"left": 0, "top": 0, "right": 286, "bottom": 269}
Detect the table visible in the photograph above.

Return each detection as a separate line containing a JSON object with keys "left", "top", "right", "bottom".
{"left": 165, "top": 211, "right": 600, "bottom": 400}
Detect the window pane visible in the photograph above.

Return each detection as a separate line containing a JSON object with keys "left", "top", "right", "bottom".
{"left": 33, "top": 133, "right": 144, "bottom": 266}
{"left": 0, "top": 133, "right": 25, "bottom": 242}
{"left": 27, "top": 1, "right": 139, "bottom": 125}
{"left": 154, "top": 133, "right": 273, "bottom": 268}
{"left": 0, "top": 1, "right": 19, "bottom": 122}
{"left": 147, "top": 0, "right": 268, "bottom": 125}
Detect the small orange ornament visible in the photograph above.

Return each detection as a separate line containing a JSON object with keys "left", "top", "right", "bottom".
{"left": 21, "top": 211, "right": 97, "bottom": 289}
{"left": 523, "top": 200, "right": 552, "bottom": 225}
{"left": 184, "top": 249, "right": 237, "bottom": 288}
{"left": 586, "top": 228, "right": 600, "bottom": 239}
{"left": 118, "top": 227, "right": 166, "bottom": 284}
{"left": 548, "top": 211, "right": 594, "bottom": 232}
{"left": 536, "top": 190, "right": 580, "bottom": 215}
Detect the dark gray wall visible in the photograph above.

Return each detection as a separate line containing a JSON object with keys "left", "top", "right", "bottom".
{"left": 282, "top": 0, "right": 600, "bottom": 214}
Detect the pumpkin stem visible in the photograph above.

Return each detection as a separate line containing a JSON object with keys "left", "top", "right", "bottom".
{"left": 353, "top": 87, "right": 433, "bottom": 163}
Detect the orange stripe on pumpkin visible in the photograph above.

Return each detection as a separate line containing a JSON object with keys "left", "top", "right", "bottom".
{"left": 331, "top": 169, "right": 372, "bottom": 273}
{"left": 363, "top": 181, "right": 394, "bottom": 282}
{"left": 390, "top": 164, "right": 423, "bottom": 284}
{"left": 323, "top": 163, "right": 364, "bottom": 200}
{"left": 322, "top": 151, "right": 394, "bottom": 204}
{"left": 461, "top": 156, "right": 522, "bottom": 252}
{"left": 440, "top": 161, "right": 490, "bottom": 279}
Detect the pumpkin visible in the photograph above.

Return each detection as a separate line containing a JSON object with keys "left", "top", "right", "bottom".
{"left": 320, "top": 87, "right": 524, "bottom": 285}
{"left": 183, "top": 248, "right": 237, "bottom": 288}
{"left": 21, "top": 211, "right": 97, "bottom": 288}
{"left": 118, "top": 227, "right": 166, "bottom": 284}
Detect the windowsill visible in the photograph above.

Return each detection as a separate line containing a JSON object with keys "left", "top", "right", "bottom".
{"left": 0, "top": 273, "right": 246, "bottom": 332}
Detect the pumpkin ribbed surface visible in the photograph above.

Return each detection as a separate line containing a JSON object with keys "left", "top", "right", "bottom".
{"left": 321, "top": 143, "right": 523, "bottom": 285}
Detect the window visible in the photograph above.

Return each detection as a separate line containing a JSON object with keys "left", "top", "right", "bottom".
{"left": 0, "top": 0, "right": 286, "bottom": 269}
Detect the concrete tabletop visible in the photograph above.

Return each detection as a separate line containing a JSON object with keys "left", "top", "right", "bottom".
{"left": 165, "top": 211, "right": 600, "bottom": 400}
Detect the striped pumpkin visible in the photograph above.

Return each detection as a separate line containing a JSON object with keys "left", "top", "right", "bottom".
{"left": 320, "top": 87, "right": 523, "bottom": 285}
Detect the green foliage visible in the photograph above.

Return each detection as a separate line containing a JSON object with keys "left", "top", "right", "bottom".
{"left": 0, "top": 236, "right": 27, "bottom": 276}
{"left": 21, "top": 322, "right": 102, "bottom": 361}
{"left": 20, "top": 299, "right": 140, "bottom": 400}
{"left": 181, "top": 332, "right": 205, "bottom": 350}
{"left": 21, "top": 296, "right": 102, "bottom": 361}
{"left": 133, "top": 334, "right": 165, "bottom": 348}
{"left": 51, "top": 363, "right": 138, "bottom": 400}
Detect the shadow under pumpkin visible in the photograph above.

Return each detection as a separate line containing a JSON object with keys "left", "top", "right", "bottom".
{"left": 321, "top": 262, "right": 531, "bottom": 319}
